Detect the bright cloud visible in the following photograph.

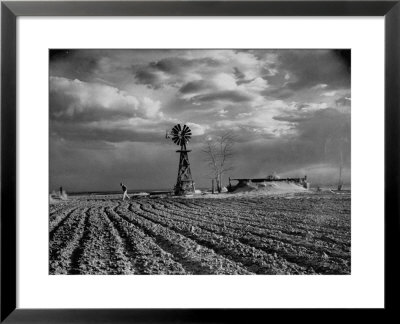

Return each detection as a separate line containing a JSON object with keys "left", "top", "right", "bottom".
{"left": 50, "top": 76, "right": 163, "bottom": 121}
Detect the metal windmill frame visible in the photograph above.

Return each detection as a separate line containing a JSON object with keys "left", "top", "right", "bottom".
{"left": 167, "top": 124, "right": 195, "bottom": 195}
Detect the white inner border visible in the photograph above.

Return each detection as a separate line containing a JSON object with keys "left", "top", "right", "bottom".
{"left": 17, "top": 17, "right": 384, "bottom": 308}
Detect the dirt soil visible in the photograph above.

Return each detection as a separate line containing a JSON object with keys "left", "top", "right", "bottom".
{"left": 49, "top": 191, "right": 351, "bottom": 275}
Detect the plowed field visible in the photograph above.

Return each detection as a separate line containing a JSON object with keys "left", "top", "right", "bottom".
{"left": 49, "top": 192, "right": 350, "bottom": 275}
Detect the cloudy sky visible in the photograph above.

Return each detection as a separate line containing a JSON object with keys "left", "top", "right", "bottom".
{"left": 50, "top": 49, "right": 351, "bottom": 192}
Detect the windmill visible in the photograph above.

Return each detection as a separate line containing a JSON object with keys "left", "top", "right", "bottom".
{"left": 166, "top": 124, "right": 195, "bottom": 195}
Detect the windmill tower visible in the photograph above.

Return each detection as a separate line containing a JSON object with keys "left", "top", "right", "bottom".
{"left": 166, "top": 124, "right": 195, "bottom": 195}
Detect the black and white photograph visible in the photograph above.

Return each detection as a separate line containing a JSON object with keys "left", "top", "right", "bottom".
{"left": 49, "top": 49, "right": 351, "bottom": 275}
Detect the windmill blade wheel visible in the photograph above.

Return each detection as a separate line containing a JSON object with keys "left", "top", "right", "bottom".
{"left": 169, "top": 124, "right": 192, "bottom": 146}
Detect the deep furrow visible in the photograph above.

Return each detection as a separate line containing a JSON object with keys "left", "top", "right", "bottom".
{"left": 116, "top": 205, "right": 253, "bottom": 275}
{"left": 171, "top": 199, "right": 350, "bottom": 237}
{"left": 124, "top": 203, "right": 302, "bottom": 274}
{"left": 134, "top": 203, "right": 342, "bottom": 273}
{"left": 105, "top": 206, "right": 187, "bottom": 275}
{"left": 143, "top": 202, "right": 350, "bottom": 259}
{"left": 102, "top": 209, "right": 139, "bottom": 274}
{"left": 49, "top": 204, "right": 75, "bottom": 221}
{"left": 237, "top": 233, "right": 350, "bottom": 274}
{"left": 154, "top": 200, "right": 350, "bottom": 271}
{"left": 49, "top": 208, "right": 89, "bottom": 274}
{"left": 69, "top": 206, "right": 136, "bottom": 275}
{"left": 49, "top": 207, "right": 80, "bottom": 240}
{"left": 198, "top": 197, "right": 348, "bottom": 221}
{"left": 228, "top": 197, "right": 351, "bottom": 217}
{"left": 188, "top": 196, "right": 348, "bottom": 218}
{"left": 68, "top": 209, "right": 92, "bottom": 274}
{"left": 174, "top": 199, "right": 330, "bottom": 227}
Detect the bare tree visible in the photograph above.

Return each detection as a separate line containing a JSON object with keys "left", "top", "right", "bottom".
{"left": 202, "top": 132, "right": 236, "bottom": 193}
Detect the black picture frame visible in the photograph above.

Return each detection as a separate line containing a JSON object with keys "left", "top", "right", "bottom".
{"left": 1, "top": 1, "right": 399, "bottom": 322}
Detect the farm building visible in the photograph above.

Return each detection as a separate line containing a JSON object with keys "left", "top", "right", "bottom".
{"left": 227, "top": 176, "right": 310, "bottom": 193}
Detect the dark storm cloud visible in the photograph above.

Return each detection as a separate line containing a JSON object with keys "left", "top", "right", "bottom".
{"left": 233, "top": 67, "right": 246, "bottom": 81}
{"left": 274, "top": 108, "right": 350, "bottom": 144}
{"left": 333, "top": 49, "right": 351, "bottom": 73}
{"left": 275, "top": 50, "right": 350, "bottom": 90}
{"left": 179, "top": 80, "right": 210, "bottom": 94}
{"left": 296, "top": 108, "right": 350, "bottom": 142}
{"left": 273, "top": 113, "right": 313, "bottom": 123}
{"left": 50, "top": 50, "right": 100, "bottom": 82}
{"left": 335, "top": 94, "right": 351, "bottom": 107}
{"left": 150, "top": 57, "right": 220, "bottom": 73}
{"left": 135, "top": 69, "right": 164, "bottom": 89}
{"left": 231, "top": 110, "right": 350, "bottom": 182}
{"left": 297, "top": 104, "right": 310, "bottom": 110}
{"left": 191, "top": 90, "right": 253, "bottom": 103}
{"left": 256, "top": 108, "right": 351, "bottom": 182}
{"left": 134, "top": 56, "right": 221, "bottom": 88}
{"left": 50, "top": 49, "right": 75, "bottom": 61}
{"left": 263, "top": 87, "right": 294, "bottom": 100}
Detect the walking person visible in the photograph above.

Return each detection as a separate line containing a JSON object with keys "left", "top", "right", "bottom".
{"left": 120, "top": 182, "right": 131, "bottom": 201}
